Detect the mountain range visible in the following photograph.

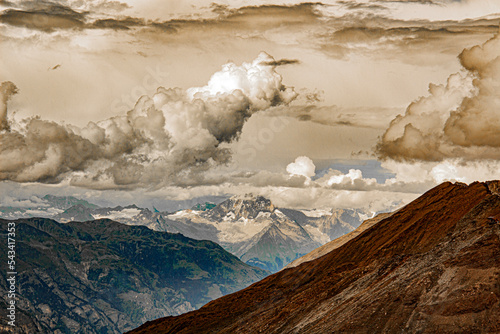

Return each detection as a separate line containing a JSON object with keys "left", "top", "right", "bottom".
{"left": 0, "top": 194, "right": 370, "bottom": 272}
{"left": 0, "top": 218, "right": 268, "bottom": 333}
{"left": 128, "top": 181, "right": 500, "bottom": 334}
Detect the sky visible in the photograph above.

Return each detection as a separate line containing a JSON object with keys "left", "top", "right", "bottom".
{"left": 1, "top": 0, "right": 500, "bottom": 212}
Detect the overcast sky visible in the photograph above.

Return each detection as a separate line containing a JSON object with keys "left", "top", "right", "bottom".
{"left": 1, "top": 0, "right": 500, "bottom": 212}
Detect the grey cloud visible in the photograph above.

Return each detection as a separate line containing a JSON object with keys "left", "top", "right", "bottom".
{"left": 0, "top": 8, "right": 85, "bottom": 32}
{"left": 0, "top": 118, "right": 100, "bottom": 182}
{"left": 0, "top": 0, "right": 15, "bottom": 7}
{"left": 0, "top": 0, "right": 89, "bottom": 31}
{"left": 0, "top": 2, "right": 322, "bottom": 32}
{"left": 91, "top": 17, "right": 143, "bottom": 30}
{"left": 261, "top": 58, "right": 301, "bottom": 67}
{"left": 136, "top": 3, "right": 322, "bottom": 33}
{"left": 316, "top": 12, "right": 500, "bottom": 61}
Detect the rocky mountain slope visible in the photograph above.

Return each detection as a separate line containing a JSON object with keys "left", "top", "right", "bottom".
{"left": 229, "top": 210, "right": 321, "bottom": 272}
{"left": 128, "top": 181, "right": 500, "bottom": 334}
{"left": 0, "top": 218, "right": 268, "bottom": 334}
{"left": 284, "top": 211, "right": 394, "bottom": 269}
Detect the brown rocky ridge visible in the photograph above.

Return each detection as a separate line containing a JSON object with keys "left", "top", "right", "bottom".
{"left": 284, "top": 211, "right": 394, "bottom": 270}
{"left": 128, "top": 181, "right": 500, "bottom": 334}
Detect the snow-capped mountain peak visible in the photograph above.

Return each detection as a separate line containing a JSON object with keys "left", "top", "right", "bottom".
{"left": 204, "top": 194, "right": 276, "bottom": 221}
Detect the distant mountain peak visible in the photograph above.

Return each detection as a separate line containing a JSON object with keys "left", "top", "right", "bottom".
{"left": 40, "top": 194, "right": 100, "bottom": 211}
{"left": 55, "top": 203, "right": 95, "bottom": 222}
{"left": 205, "top": 194, "right": 275, "bottom": 220}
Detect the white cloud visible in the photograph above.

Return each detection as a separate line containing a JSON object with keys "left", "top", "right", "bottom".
{"left": 286, "top": 156, "right": 316, "bottom": 178}
{"left": 0, "top": 53, "right": 297, "bottom": 188}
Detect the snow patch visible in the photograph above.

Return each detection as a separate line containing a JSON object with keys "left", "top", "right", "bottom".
{"left": 358, "top": 211, "right": 375, "bottom": 222}
{"left": 168, "top": 210, "right": 199, "bottom": 219}
{"left": 274, "top": 209, "right": 287, "bottom": 220}
{"left": 300, "top": 209, "right": 332, "bottom": 218}
{"left": 223, "top": 212, "right": 236, "bottom": 222}
{"left": 217, "top": 218, "right": 271, "bottom": 243}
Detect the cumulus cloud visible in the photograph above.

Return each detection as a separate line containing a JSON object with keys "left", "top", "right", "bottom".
{"left": 324, "top": 169, "right": 371, "bottom": 186}
{"left": 377, "top": 31, "right": 500, "bottom": 161}
{"left": 0, "top": 53, "right": 297, "bottom": 188}
{"left": 286, "top": 156, "right": 316, "bottom": 178}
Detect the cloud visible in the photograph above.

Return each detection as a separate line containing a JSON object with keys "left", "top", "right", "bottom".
{"left": 313, "top": 166, "right": 432, "bottom": 193}
{"left": 0, "top": 2, "right": 322, "bottom": 33}
{"left": 0, "top": 195, "right": 48, "bottom": 208}
{"left": 377, "top": 30, "right": 500, "bottom": 161}
{"left": 0, "top": 2, "right": 86, "bottom": 32}
{"left": 265, "top": 104, "right": 398, "bottom": 129}
{"left": 257, "top": 186, "right": 413, "bottom": 213}
{"left": 91, "top": 17, "right": 144, "bottom": 30}
{"left": 324, "top": 168, "right": 370, "bottom": 186}
{"left": 316, "top": 11, "right": 499, "bottom": 62}
{"left": 0, "top": 53, "right": 297, "bottom": 188}
{"left": 260, "top": 58, "right": 301, "bottom": 67}
{"left": 0, "top": 81, "right": 18, "bottom": 131}
{"left": 286, "top": 156, "right": 316, "bottom": 178}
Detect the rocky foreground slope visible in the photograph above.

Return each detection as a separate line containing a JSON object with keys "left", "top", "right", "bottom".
{"left": 0, "top": 218, "right": 268, "bottom": 333}
{"left": 284, "top": 211, "right": 394, "bottom": 269}
{"left": 129, "top": 181, "right": 500, "bottom": 333}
